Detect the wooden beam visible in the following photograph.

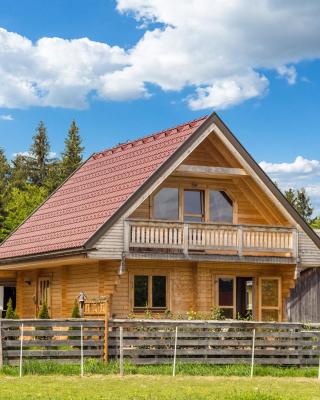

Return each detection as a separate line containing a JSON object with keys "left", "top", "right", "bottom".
{"left": 174, "top": 164, "right": 247, "bottom": 178}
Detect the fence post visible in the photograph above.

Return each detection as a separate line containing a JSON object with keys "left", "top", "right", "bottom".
{"left": 19, "top": 323, "right": 24, "bottom": 378}
{"left": 104, "top": 300, "right": 109, "bottom": 363}
{"left": 119, "top": 326, "right": 124, "bottom": 377}
{"left": 250, "top": 328, "right": 256, "bottom": 378}
{"left": 0, "top": 319, "right": 3, "bottom": 368}
{"left": 172, "top": 326, "right": 178, "bottom": 377}
{"left": 80, "top": 324, "right": 84, "bottom": 378}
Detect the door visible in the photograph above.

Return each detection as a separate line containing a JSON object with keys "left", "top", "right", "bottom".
{"left": 259, "top": 277, "right": 281, "bottom": 321}
{"left": 37, "top": 277, "right": 51, "bottom": 314}
{"left": 216, "top": 276, "right": 236, "bottom": 319}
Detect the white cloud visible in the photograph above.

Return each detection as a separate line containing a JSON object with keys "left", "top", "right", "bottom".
{"left": 260, "top": 156, "right": 320, "bottom": 214}
{"left": 1, "top": 1, "right": 320, "bottom": 109}
{"left": 260, "top": 156, "right": 320, "bottom": 176}
{"left": 13, "top": 151, "right": 57, "bottom": 159}
{"left": 0, "top": 114, "right": 13, "bottom": 120}
{"left": 277, "top": 65, "right": 297, "bottom": 85}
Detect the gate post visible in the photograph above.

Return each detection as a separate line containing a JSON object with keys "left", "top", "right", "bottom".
{"left": 104, "top": 299, "right": 110, "bottom": 362}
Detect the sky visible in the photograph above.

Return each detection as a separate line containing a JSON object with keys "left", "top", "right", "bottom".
{"left": 1, "top": 1, "right": 320, "bottom": 212}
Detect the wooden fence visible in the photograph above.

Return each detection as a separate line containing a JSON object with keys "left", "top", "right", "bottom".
{"left": 287, "top": 268, "right": 320, "bottom": 323}
{"left": 108, "top": 319, "right": 320, "bottom": 366}
{"left": 0, "top": 319, "right": 104, "bottom": 365}
{"left": 1, "top": 318, "right": 320, "bottom": 366}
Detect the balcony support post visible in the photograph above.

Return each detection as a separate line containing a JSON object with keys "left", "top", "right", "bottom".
{"left": 124, "top": 220, "right": 130, "bottom": 253}
{"left": 183, "top": 224, "right": 189, "bottom": 255}
{"left": 238, "top": 226, "right": 243, "bottom": 257}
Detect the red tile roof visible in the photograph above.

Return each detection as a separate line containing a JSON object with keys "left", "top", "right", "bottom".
{"left": 0, "top": 116, "right": 207, "bottom": 260}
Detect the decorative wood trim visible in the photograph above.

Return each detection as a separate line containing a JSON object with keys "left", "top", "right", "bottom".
{"left": 175, "top": 165, "right": 247, "bottom": 178}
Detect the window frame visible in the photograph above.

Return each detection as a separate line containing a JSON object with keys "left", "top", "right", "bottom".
{"left": 131, "top": 272, "right": 169, "bottom": 312}
{"left": 152, "top": 184, "right": 236, "bottom": 224}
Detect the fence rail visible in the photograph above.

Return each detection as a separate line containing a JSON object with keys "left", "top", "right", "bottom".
{"left": 125, "top": 219, "right": 297, "bottom": 258}
{"left": 108, "top": 319, "right": 320, "bottom": 366}
{"left": 0, "top": 319, "right": 104, "bottom": 365}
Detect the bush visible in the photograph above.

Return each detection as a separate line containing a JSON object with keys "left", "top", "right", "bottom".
{"left": 38, "top": 302, "right": 50, "bottom": 319}
{"left": 71, "top": 300, "right": 80, "bottom": 318}
{"left": 5, "top": 298, "right": 19, "bottom": 319}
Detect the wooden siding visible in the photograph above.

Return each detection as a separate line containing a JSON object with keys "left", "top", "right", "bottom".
{"left": 287, "top": 268, "right": 320, "bottom": 322}
{"left": 90, "top": 219, "right": 124, "bottom": 260}
{"left": 298, "top": 229, "right": 320, "bottom": 267}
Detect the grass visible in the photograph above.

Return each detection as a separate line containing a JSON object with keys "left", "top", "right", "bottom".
{"left": 0, "top": 359, "right": 319, "bottom": 378}
{"left": 0, "top": 375, "right": 319, "bottom": 400}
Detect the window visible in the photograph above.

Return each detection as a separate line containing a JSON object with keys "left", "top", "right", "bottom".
{"left": 184, "top": 190, "right": 204, "bottom": 222}
{"left": 217, "top": 277, "right": 235, "bottom": 319}
{"left": 133, "top": 275, "right": 167, "bottom": 310}
{"left": 209, "top": 191, "right": 233, "bottom": 223}
{"left": 154, "top": 188, "right": 179, "bottom": 220}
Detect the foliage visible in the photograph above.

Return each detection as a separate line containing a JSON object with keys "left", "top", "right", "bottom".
{"left": 4, "top": 298, "right": 19, "bottom": 319}
{"left": 62, "top": 120, "right": 84, "bottom": 180}
{"left": 284, "top": 187, "right": 314, "bottom": 223}
{"left": 38, "top": 302, "right": 50, "bottom": 319}
{"left": 0, "top": 120, "right": 84, "bottom": 243}
{"left": 2, "top": 184, "right": 48, "bottom": 238}
{"left": 71, "top": 299, "right": 81, "bottom": 318}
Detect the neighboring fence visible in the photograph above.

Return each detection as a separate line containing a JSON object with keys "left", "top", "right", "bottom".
{"left": 0, "top": 319, "right": 104, "bottom": 366}
{"left": 108, "top": 319, "right": 320, "bottom": 366}
{"left": 287, "top": 268, "right": 320, "bottom": 323}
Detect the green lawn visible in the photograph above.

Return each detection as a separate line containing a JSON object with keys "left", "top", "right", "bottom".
{"left": 0, "top": 375, "right": 319, "bottom": 400}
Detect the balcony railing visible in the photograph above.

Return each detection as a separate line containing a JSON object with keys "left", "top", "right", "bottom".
{"left": 124, "top": 219, "right": 297, "bottom": 258}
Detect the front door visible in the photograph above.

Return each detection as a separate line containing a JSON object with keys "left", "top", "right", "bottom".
{"left": 259, "top": 277, "right": 281, "bottom": 321}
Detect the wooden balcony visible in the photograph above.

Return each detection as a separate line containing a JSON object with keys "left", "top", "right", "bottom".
{"left": 124, "top": 219, "right": 297, "bottom": 259}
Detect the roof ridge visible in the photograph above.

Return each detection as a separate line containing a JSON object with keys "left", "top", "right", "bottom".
{"left": 93, "top": 115, "right": 207, "bottom": 159}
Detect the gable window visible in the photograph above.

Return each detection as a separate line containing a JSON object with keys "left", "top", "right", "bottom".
{"left": 184, "top": 190, "right": 204, "bottom": 222}
{"left": 154, "top": 188, "right": 179, "bottom": 220}
{"left": 209, "top": 191, "right": 233, "bottom": 223}
{"left": 133, "top": 275, "right": 167, "bottom": 310}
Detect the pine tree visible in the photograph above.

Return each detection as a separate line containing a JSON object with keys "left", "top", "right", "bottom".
{"left": 295, "top": 188, "right": 313, "bottom": 223}
{"left": 38, "top": 302, "right": 50, "bottom": 319}
{"left": 0, "top": 149, "right": 11, "bottom": 242}
{"left": 5, "top": 298, "right": 19, "bottom": 319}
{"left": 62, "top": 120, "right": 84, "bottom": 179}
{"left": 30, "top": 121, "right": 50, "bottom": 186}
{"left": 10, "top": 154, "right": 31, "bottom": 190}
{"left": 284, "top": 188, "right": 296, "bottom": 207}
{"left": 285, "top": 187, "right": 314, "bottom": 223}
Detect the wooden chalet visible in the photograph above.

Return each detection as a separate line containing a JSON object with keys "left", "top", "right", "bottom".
{"left": 0, "top": 112, "right": 320, "bottom": 321}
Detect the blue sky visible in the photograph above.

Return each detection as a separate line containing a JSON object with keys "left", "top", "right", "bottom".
{"left": 1, "top": 1, "right": 320, "bottom": 211}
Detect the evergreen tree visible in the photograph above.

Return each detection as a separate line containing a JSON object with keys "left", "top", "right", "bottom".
{"left": 295, "top": 188, "right": 313, "bottom": 223}
{"left": 10, "top": 154, "right": 31, "bottom": 190}
{"left": 29, "top": 121, "right": 50, "bottom": 186}
{"left": 5, "top": 298, "right": 19, "bottom": 319}
{"left": 285, "top": 187, "right": 314, "bottom": 223}
{"left": 38, "top": 302, "right": 50, "bottom": 319}
{"left": 0, "top": 149, "right": 11, "bottom": 241}
{"left": 62, "top": 120, "right": 84, "bottom": 179}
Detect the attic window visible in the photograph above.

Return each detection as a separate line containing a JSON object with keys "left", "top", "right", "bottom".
{"left": 209, "top": 191, "right": 233, "bottom": 223}
{"left": 154, "top": 188, "right": 179, "bottom": 220}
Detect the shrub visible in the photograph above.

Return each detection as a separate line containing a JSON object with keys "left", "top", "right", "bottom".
{"left": 71, "top": 300, "right": 81, "bottom": 318}
{"left": 38, "top": 302, "right": 50, "bottom": 319}
{"left": 5, "top": 298, "right": 19, "bottom": 319}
